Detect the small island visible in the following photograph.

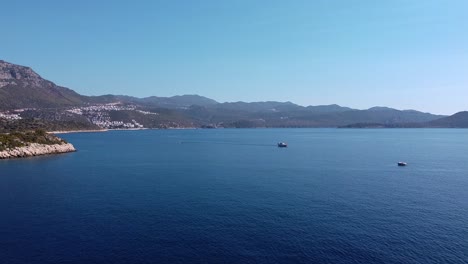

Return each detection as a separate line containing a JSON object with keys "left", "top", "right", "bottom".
{"left": 0, "top": 130, "right": 75, "bottom": 159}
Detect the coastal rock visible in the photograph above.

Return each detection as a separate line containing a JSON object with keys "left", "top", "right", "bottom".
{"left": 0, "top": 143, "right": 76, "bottom": 159}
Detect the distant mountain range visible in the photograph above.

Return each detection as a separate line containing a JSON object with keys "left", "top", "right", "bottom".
{"left": 425, "top": 111, "right": 468, "bottom": 128}
{"left": 1, "top": 59, "right": 466, "bottom": 130}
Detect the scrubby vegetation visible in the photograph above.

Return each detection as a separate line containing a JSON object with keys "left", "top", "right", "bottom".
{"left": 0, "top": 118, "right": 99, "bottom": 133}
{"left": 0, "top": 129, "right": 66, "bottom": 151}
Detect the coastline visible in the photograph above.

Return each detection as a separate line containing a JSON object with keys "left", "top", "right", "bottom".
{"left": 106, "top": 128, "right": 149, "bottom": 131}
{"left": 0, "top": 142, "right": 76, "bottom": 159}
{"left": 48, "top": 128, "right": 153, "bottom": 134}
{"left": 48, "top": 129, "right": 108, "bottom": 134}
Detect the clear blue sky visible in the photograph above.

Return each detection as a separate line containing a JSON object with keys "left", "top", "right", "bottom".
{"left": 2, "top": 0, "right": 467, "bottom": 114}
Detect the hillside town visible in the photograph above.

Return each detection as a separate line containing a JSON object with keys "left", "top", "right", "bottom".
{"left": 0, "top": 111, "right": 22, "bottom": 120}
{"left": 66, "top": 103, "right": 145, "bottom": 129}
{"left": 0, "top": 104, "right": 148, "bottom": 130}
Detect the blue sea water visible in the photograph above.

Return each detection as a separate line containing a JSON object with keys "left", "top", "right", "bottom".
{"left": 1, "top": 129, "right": 467, "bottom": 264}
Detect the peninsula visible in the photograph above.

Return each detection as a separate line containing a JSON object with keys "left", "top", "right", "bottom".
{"left": 0, "top": 130, "right": 75, "bottom": 159}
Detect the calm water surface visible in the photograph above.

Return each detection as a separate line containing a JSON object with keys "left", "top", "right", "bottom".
{"left": 1, "top": 129, "right": 467, "bottom": 263}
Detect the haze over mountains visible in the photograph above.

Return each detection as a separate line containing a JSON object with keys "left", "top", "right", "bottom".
{"left": 1, "top": 60, "right": 467, "bottom": 130}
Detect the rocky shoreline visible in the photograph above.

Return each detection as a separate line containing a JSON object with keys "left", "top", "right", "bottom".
{"left": 0, "top": 142, "right": 76, "bottom": 159}
{"left": 48, "top": 129, "right": 108, "bottom": 134}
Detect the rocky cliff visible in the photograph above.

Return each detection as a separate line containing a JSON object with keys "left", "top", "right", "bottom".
{"left": 0, "top": 142, "right": 76, "bottom": 159}
{"left": 0, "top": 60, "right": 84, "bottom": 109}
{"left": 0, "top": 60, "right": 43, "bottom": 88}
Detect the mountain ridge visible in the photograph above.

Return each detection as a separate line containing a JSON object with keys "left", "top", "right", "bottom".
{"left": 1, "top": 59, "right": 464, "bottom": 130}
{"left": 0, "top": 60, "right": 84, "bottom": 109}
{"left": 0, "top": 59, "right": 446, "bottom": 114}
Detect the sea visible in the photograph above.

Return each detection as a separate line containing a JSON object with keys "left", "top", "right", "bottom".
{"left": 1, "top": 129, "right": 467, "bottom": 264}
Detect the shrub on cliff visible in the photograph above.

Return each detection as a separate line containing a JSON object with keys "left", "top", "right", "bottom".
{"left": 0, "top": 130, "right": 66, "bottom": 151}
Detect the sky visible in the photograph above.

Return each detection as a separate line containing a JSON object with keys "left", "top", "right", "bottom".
{"left": 1, "top": 0, "right": 468, "bottom": 114}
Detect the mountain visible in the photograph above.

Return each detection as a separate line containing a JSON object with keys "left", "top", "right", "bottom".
{"left": 212, "top": 102, "right": 353, "bottom": 113}
{"left": 183, "top": 104, "right": 443, "bottom": 128}
{"left": 0, "top": 60, "right": 84, "bottom": 109}
{"left": 340, "top": 111, "right": 467, "bottom": 128}
{"left": 0, "top": 60, "right": 216, "bottom": 110}
{"left": 425, "top": 111, "right": 468, "bottom": 128}
{"left": 0, "top": 59, "right": 452, "bottom": 129}
{"left": 281, "top": 107, "right": 443, "bottom": 127}
{"left": 83, "top": 94, "right": 218, "bottom": 109}
{"left": 138, "top": 95, "right": 218, "bottom": 108}
{"left": 360, "top": 107, "right": 443, "bottom": 123}
{"left": 214, "top": 101, "right": 303, "bottom": 112}
{"left": 85, "top": 94, "right": 137, "bottom": 104}
{"left": 306, "top": 104, "right": 354, "bottom": 113}
{"left": 367, "top": 106, "right": 396, "bottom": 111}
